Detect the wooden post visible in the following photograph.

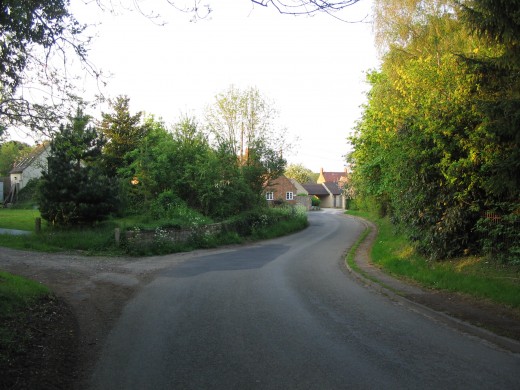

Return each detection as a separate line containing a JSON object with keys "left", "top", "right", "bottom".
{"left": 35, "top": 217, "right": 41, "bottom": 233}
{"left": 114, "top": 228, "right": 120, "bottom": 247}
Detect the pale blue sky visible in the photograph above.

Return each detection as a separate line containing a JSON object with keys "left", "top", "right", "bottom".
{"left": 73, "top": 0, "right": 379, "bottom": 172}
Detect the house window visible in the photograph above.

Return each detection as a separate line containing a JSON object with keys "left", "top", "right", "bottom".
{"left": 286, "top": 192, "right": 294, "bottom": 201}
{"left": 266, "top": 192, "right": 274, "bottom": 201}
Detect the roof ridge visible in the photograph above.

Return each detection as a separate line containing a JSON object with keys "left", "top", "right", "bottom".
{"left": 10, "top": 142, "right": 50, "bottom": 173}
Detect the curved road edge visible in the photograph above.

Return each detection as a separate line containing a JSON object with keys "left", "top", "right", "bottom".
{"left": 343, "top": 214, "right": 520, "bottom": 354}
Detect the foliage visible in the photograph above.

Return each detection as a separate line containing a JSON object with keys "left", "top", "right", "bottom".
{"left": 224, "top": 204, "right": 307, "bottom": 237}
{"left": 117, "top": 115, "right": 261, "bottom": 219}
{"left": 205, "top": 85, "right": 288, "bottom": 194}
{"left": 284, "top": 163, "right": 316, "bottom": 184}
{"left": 0, "top": 141, "right": 31, "bottom": 176}
{"left": 249, "top": 206, "right": 309, "bottom": 240}
{"left": 149, "top": 190, "right": 212, "bottom": 227}
{"left": 0, "top": 0, "right": 93, "bottom": 134}
{"left": 348, "top": 0, "right": 520, "bottom": 262}
{"left": 99, "top": 96, "right": 147, "bottom": 177}
{"left": 0, "top": 0, "right": 360, "bottom": 135}
{"left": 311, "top": 195, "right": 321, "bottom": 207}
{"left": 38, "top": 109, "right": 118, "bottom": 226}
{"left": 0, "top": 203, "right": 307, "bottom": 256}
{"left": 10, "top": 179, "right": 40, "bottom": 209}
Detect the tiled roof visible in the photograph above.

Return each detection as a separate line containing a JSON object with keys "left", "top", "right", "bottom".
{"left": 323, "top": 181, "right": 341, "bottom": 195}
{"left": 323, "top": 172, "right": 346, "bottom": 182}
{"left": 302, "top": 183, "right": 329, "bottom": 195}
{"left": 289, "top": 178, "right": 308, "bottom": 195}
{"left": 9, "top": 143, "right": 50, "bottom": 174}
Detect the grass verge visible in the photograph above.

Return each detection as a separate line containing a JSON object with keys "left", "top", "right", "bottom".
{"left": 347, "top": 210, "right": 520, "bottom": 309}
{"left": 345, "top": 226, "right": 369, "bottom": 274}
{"left": 0, "top": 207, "right": 309, "bottom": 256}
{"left": 0, "top": 272, "right": 50, "bottom": 368}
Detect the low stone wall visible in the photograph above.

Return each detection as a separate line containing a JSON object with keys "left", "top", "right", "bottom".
{"left": 124, "top": 223, "right": 224, "bottom": 245}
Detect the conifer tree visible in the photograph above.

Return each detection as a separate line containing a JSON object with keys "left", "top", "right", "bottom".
{"left": 99, "top": 96, "right": 146, "bottom": 177}
{"left": 38, "top": 109, "right": 118, "bottom": 226}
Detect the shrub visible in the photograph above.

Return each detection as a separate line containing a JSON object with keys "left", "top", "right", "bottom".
{"left": 11, "top": 179, "right": 40, "bottom": 209}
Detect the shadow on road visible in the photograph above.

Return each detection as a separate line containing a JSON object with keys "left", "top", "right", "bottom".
{"left": 165, "top": 244, "right": 289, "bottom": 278}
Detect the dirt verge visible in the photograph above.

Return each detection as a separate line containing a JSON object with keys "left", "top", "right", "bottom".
{"left": 0, "top": 247, "right": 196, "bottom": 389}
{"left": 348, "top": 216, "right": 520, "bottom": 350}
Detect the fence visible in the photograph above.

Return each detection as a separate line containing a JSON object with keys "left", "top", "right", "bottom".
{"left": 483, "top": 211, "right": 502, "bottom": 223}
{"left": 481, "top": 210, "right": 519, "bottom": 253}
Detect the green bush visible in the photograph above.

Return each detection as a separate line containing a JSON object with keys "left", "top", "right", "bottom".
{"left": 11, "top": 179, "right": 40, "bottom": 209}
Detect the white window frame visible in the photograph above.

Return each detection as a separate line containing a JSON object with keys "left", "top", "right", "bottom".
{"left": 286, "top": 191, "right": 294, "bottom": 201}
{"left": 266, "top": 191, "right": 274, "bottom": 200}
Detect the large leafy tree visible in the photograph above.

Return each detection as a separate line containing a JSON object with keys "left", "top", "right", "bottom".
{"left": 120, "top": 115, "right": 258, "bottom": 219}
{"left": 458, "top": 0, "right": 520, "bottom": 262}
{"left": 349, "top": 0, "right": 520, "bottom": 261}
{"left": 459, "top": 0, "right": 520, "bottom": 200}
{"left": 38, "top": 109, "right": 117, "bottom": 226}
{"left": 0, "top": 0, "right": 94, "bottom": 134}
{"left": 205, "top": 86, "right": 288, "bottom": 193}
{"left": 285, "top": 163, "right": 317, "bottom": 184}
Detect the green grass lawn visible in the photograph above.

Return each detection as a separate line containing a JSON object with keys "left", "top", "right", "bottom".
{"left": 347, "top": 210, "right": 520, "bottom": 309}
{"left": 0, "top": 209, "right": 42, "bottom": 231}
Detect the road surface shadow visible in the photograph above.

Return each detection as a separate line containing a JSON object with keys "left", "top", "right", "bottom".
{"left": 166, "top": 244, "right": 289, "bottom": 278}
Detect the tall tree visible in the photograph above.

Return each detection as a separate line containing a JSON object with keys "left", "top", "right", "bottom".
{"left": 350, "top": 0, "right": 520, "bottom": 262}
{"left": 459, "top": 0, "right": 520, "bottom": 200}
{"left": 458, "top": 0, "right": 520, "bottom": 262}
{"left": 284, "top": 163, "right": 316, "bottom": 184}
{"left": 205, "top": 85, "right": 288, "bottom": 191}
{"left": 0, "top": 0, "right": 361, "bottom": 137}
{"left": 38, "top": 108, "right": 117, "bottom": 226}
{"left": 99, "top": 96, "right": 146, "bottom": 176}
{"left": 0, "top": 0, "right": 95, "bottom": 134}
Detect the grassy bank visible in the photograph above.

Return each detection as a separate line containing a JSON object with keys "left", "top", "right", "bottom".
{"left": 347, "top": 210, "right": 520, "bottom": 309}
{"left": 0, "top": 206, "right": 308, "bottom": 256}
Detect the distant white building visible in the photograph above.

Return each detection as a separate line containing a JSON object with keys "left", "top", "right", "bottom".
{"left": 7, "top": 142, "right": 50, "bottom": 199}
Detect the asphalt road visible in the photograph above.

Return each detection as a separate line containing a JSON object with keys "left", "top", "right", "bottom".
{"left": 90, "top": 209, "right": 520, "bottom": 389}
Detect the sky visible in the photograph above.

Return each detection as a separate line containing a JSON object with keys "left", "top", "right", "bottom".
{"left": 56, "top": 0, "right": 379, "bottom": 172}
